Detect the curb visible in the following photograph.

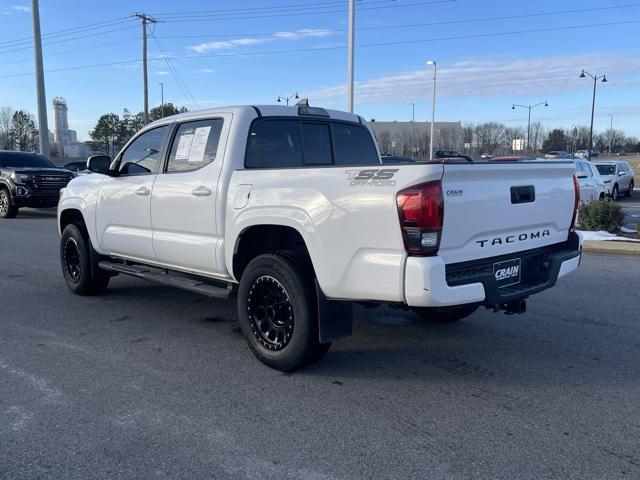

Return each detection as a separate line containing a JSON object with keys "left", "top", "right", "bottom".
{"left": 583, "top": 240, "right": 640, "bottom": 256}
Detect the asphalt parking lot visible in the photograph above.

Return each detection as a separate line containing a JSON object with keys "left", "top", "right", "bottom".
{"left": 2, "top": 210, "right": 640, "bottom": 480}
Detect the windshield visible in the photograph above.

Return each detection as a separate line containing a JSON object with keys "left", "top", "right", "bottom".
{"left": 0, "top": 152, "right": 55, "bottom": 169}
{"left": 595, "top": 164, "right": 615, "bottom": 176}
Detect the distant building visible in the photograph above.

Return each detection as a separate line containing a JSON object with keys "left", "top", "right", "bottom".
{"left": 369, "top": 120, "right": 464, "bottom": 159}
{"left": 50, "top": 97, "right": 90, "bottom": 158}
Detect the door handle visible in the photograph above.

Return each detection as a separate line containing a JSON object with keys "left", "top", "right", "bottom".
{"left": 191, "top": 186, "right": 212, "bottom": 197}
{"left": 135, "top": 186, "right": 150, "bottom": 196}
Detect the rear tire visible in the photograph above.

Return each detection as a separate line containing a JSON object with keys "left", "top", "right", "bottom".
{"left": 0, "top": 188, "right": 18, "bottom": 219}
{"left": 612, "top": 185, "right": 619, "bottom": 201}
{"left": 599, "top": 192, "right": 605, "bottom": 202}
{"left": 60, "top": 224, "right": 110, "bottom": 295}
{"left": 412, "top": 304, "right": 479, "bottom": 323}
{"left": 237, "top": 252, "right": 330, "bottom": 371}
{"left": 627, "top": 181, "right": 634, "bottom": 198}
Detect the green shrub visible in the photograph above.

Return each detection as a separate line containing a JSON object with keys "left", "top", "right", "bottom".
{"left": 578, "top": 199, "right": 625, "bottom": 232}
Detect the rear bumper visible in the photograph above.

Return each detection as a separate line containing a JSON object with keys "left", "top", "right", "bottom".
{"left": 404, "top": 232, "right": 583, "bottom": 307}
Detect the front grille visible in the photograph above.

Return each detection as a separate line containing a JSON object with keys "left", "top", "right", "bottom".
{"left": 32, "top": 174, "right": 71, "bottom": 190}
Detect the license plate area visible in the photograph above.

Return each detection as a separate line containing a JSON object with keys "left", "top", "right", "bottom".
{"left": 493, "top": 258, "right": 521, "bottom": 288}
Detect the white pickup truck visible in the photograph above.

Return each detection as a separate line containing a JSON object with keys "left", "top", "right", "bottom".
{"left": 58, "top": 104, "right": 583, "bottom": 370}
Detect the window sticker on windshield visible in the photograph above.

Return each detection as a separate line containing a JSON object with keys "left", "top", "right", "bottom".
{"left": 188, "top": 126, "right": 211, "bottom": 162}
{"left": 175, "top": 133, "right": 194, "bottom": 160}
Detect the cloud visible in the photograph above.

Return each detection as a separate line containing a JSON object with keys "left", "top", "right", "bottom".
{"left": 2, "top": 4, "right": 30, "bottom": 14}
{"left": 154, "top": 70, "right": 170, "bottom": 76}
{"left": 188, "top": 28, "right": 335, "bottom": 53}
{"left": 273, "top": 28, "right": 333, "bottom": 40}
{"left": 194, "top": 68, "right": 215, "bottom": 74}
{"left": 189, "top": 37, "right": 268, "bottom": 53}
{"left": 307, "top": 53, "right": 640, "bottom": 103}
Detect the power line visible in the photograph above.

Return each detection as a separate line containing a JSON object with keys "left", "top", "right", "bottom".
{"left": 154, "top": 4, "right": 640, "bottom": 40}
{"left": 1, "top": 18, "right": 639, "bottom": 80}
{"left": 151, "top": 35, "right": 199, "bottom": 109}
{"left": 0, "top": 38, "right": 139, "bottom": 67}
{"left": 148, "top": 0, "right": 414, "bottom": 17}
{"left": 0, "top": 17, "right": 134, "bottom": 49}
{"left": 158, "top": 0, "right": 457, "bottom": 22}
{"left": 0, "top": 25, "right": 139, "bottom": 56}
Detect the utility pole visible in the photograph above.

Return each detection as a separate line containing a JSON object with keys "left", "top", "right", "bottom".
{"left": 134, "top": 13, "right": 158, "bottom": 125}
{"left": 426, "top": 60, "right": 437, "bottom": 160}
{"left": 31, "top": 0, "right": 49, "bottom": 157}
{"left": 159, "top": 82, "right": 164, "bottom": 118}
{"left": 347, "top": 0, "right": 355, "bottom": 113}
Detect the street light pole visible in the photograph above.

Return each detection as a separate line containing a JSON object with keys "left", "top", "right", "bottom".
{"left": 426, "top": 60, "right": 437, "bottom": 160}
{"left": 609, "top": 113, "right": 613, "bottom": 155}
{"left": 580, "top": 69, "right": 607, "bottom": 160}
{"left": 276, "top": 92, "right": 299, "bottom": 106}
{"left": 512, "top": 101, "right": 548, "bottom": 153}
{"left": 347, "top": 0, "right": 355, "bottom": 113}
{"left": 410, "top": 103, "right": 415, "bottom": 156}
{"left": 159, "top": 82, "right": 164, "bottom": 118}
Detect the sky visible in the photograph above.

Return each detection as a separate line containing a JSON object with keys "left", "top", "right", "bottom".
{"left": 0, "top": 0, "right": 639, "bottom": 141}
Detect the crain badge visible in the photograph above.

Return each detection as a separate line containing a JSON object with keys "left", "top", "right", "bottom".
{"left": 345, "top": 169, "right": 398, "bottom": 187}
{"left": 493, "top": 258, "right": 521, "bottom": 288}
{"left": 446, "top": 189, "right": 463, "bottom": 197}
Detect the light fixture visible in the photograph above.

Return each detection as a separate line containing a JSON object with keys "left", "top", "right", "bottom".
{"left": 602, "top": 76, "right": 608, "bottom": 83}
{"left": 294, "top": 93, "right": 299, "bottom": 99}
{"left": 579, "top": 70, "right": 586, "bottom": 78}
{"left": 512, "top": 105, "right": 515, "bottom": 110}
{"left": 426, "top": 60, "right": 435, "bottom": 65}
{"left": 544, "top": 101, "right": 549, "bottom": 107}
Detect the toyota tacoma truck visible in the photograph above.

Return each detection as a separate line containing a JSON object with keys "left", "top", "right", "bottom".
{"left": 57, "top": 104, "right": 583, "bottom": 370}
{"left": 1, "top": 150, "right": 74, "bottom": 218}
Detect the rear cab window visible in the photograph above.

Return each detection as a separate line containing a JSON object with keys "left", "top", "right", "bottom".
{"left": 245, "top": 117, "right": 379, "bottom": 168}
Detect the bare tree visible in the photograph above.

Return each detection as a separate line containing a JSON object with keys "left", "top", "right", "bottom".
{"left": 375, "top": 130, "right": 393, "bottom": 155}
{"left": 0, "top": 106, "right": 12, "bottom": 150}
{"left": 529, "top": 121, "right": 546, "bottom": 153}
{"left": 474, "top": 122, "right": 507, "bottom": 154}
{"left": 504, "top": 126, "right": 526, "bottom": 153}
{"left": 9, "top": 110, "right": 38, "bottom": 152}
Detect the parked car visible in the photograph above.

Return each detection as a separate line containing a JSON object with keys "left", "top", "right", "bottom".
{"left": 545, "top": 151, "right": 570, "bottom": 159}
{"left": 434, "top": 150, "right": 473, "bottom": 162}
{"left": 381, "top": 155, "right": 416, "bottom": 164}
{"left": 63, "top": 160, "right": 91, "bottom": 175}
{"left": 575, "top": 159, "right": 605, "bottom": 202}
{"left": 58, "top": 104, "right": 582, "bottom": 371}
{"left": 0, "top": 150, "right": 74, "bottom": 218}
{"left": 480, "top": 153, "right": 494, "bottom": 160}
{"left": 593, "top": 160, "right": 635, "bottom": 200}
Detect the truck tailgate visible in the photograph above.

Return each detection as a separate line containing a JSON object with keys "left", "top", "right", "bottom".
{"left": 439, "top": 161, "right": 576, "bottom": 264}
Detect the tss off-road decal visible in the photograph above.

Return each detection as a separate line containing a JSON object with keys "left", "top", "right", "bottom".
{"left": 346, "top": 169, "right": 399, "bottom": 187}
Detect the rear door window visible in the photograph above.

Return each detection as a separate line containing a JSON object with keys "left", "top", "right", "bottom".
{"left": 331, "top": 123, "right": 379, "bottom": 166}
{"left": 166, "top": 119, "right": 224, "bottom": 173}
{"left": 245, "top": 120, "right": 303, "bottom": 168}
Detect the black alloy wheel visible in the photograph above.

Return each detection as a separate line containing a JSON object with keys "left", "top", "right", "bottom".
{"left": 247, "top": 275, "right": 294, "bottom": 351}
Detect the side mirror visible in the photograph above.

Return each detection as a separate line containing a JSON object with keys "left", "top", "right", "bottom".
{"left": 87, "top": 155, "right": 111, "bottom": 174}
{"left": 618, "top": 171, "right": 625, "bottom": 176}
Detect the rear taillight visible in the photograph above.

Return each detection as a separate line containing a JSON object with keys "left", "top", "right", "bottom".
{"left": 570, "top": 174, "right": 580, "bottom": 231}
{"left": 396, "top": 180, "right": 444, "bottom": 256}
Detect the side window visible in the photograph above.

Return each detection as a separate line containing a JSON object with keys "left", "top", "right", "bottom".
{"left": 245, "top": 120, "right": 303, "bottom": 168}
{"left": 301, "top": 122, "right": 332, "bottom": 165}
{"left": 119, "top": 125, "right": 170, "bottom": 175}
{"left": 331, "top": 123, "right": 379, "bottom": 166}
{"left": 166, "top": 119, "right": 224, "bottom": 173}
{"left": 589, "top": 164, "right": 598, "bottom": 177}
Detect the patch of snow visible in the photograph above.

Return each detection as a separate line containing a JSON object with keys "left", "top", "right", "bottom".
{"left": 620, "top": 226, "right": 638, "bottom": 234}
{"left": 579, "top": 230, "right": 640, "bottom": 242}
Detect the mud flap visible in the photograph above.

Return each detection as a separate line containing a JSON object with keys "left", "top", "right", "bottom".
{"left": 316, "top": 279, "right": 353, "bottom": 343}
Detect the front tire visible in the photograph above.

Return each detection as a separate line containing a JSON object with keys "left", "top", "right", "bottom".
{"left": 627, "top": 181, "right": 634, "bottom": 198}
{"left": 612, "top": 185, "right": 619, "bottom": 201}
{"left": 412, "top": 304, "right": 479, "bottom": 323}
{"left": 0, "top": 188, "right": 18, "bottom": 218}
{"left": 60, "top": 224, "right": 110, "bottom": 295}
{"left": 237, "top": 252, "right": 330, "bottom": 371}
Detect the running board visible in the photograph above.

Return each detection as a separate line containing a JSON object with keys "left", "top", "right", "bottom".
{"left": 98, "top": 261, "right": 235, "bottom": 299}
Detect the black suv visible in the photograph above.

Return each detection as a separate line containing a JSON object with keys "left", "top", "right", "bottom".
{"left": 0, "top": 150, "right": 75, "bottom": 218}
